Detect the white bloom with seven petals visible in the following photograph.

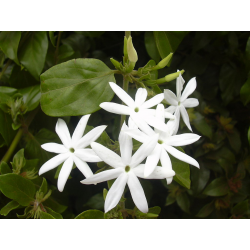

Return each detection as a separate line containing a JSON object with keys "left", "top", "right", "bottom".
{"left": 81, "top": 123, "right": 175, "bottom": 213}
{"left": 39, "top": 115, "right": 106, "bottom": 192}
{"left": 164, "top": 72, "right": 199, "bottom": 135}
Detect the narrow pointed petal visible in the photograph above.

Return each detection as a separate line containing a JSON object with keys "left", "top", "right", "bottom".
{"left": 91, "top": 142, "right": 124, "bottom": 169}
{"left": 73, "top": 155, "right": 94, "bottom": 178}
{"left": 180, "top": 77, "right": 197, "bottom": 102}
{"left": 165, "top": 112, "right": 175, "bottom": 120}
{"left": 74, "top": 149, "right": 102, "bottom": 162}
{"left": 127, "top": 172, "right": 148, "bottom": 213}
{"left": 164, "top": 90, "right": 178, "bottom": 106}
{"left": 141, "top": 93, "right": 164, "bottom": 109}
{"left": 109, "top": 82, "right": 135, "bottom": 107}
{"left": 135, "top": 88, "right": 147, "bottom": 106}
{"left": 164, "top": 144, "right": 200, "bottom": 168}
{"left": 165, "top": 133, "right": 201, "bottom": 146}
{"left": 124, "top": 128, "right": 147, "bottom": 143}
{"left": 100, "top": 102, "right": 131, "bottom": 115}
{"left": 160, "top": 149, "right": 173, "bottom": 184}
{"left": 128, "top": 117, "right": 138, "bottom": 129}
{"left": 182, "top": 98, "right": 199, "bottom": 108}
{"left": 71, "top": 115, "right": 90, "bottom": 144}
{"left": 142, "top": 113, "right": 169, "bottom": 132}
{"left": 76, "top": 125, "right": 107, "bottom": 149}
{"left": 57, "top": 156, "right": 73, "bottom": 192}
{"left": 165, "top": 105, "right": 177, "bottom": 114}
{"left": 155, "top": 104, "right": 165, "bottom": 122}
{"left": 180, "top": 105, "right": 192, "bottom": 131}
{"left": 144, "top": 144, "right": 162, "bottom": 177}
{"left": 130, "top": 112, "right": 155, "bottom": 136}
{"left": 166, "top": 108, "right": 180, "bottom": 135}
{"left": 39, "top": 153, "right": 70, "bottom": 175}
{"left": 119, "top": 123, "right": 132, "bottom": 165}
{"left": 176, "top": 72, "right": 185, "bottom": 100}
{"left": 130, "top": 134, "right": 158, "bottom": 168}
{"left": 41, "top": 143, "right": 68, "bottom": 154}
{"left": 55, "top": 118, "right": 71, "bottom": 147}
{"left": 133, "top": 164, "right": 175, "bottom": 179}
{"left": 81, "top": 168, "right": 123, "bottom": 185}
{"left": 104, "top": 173, "right": 128, "bottom": 213}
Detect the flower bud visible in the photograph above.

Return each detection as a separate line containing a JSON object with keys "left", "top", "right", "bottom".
{"left": 127, "top": 36, "right": 138, "bottom": 63}
{"left": 123, "top": 36, "right": 128, "bottom": 59}
{"left": 165, "top": 70, "right": 185, "bottom": 82}
{"left": 110, "top": 58, "right": 122, "bottom": 71}
{"left": 152, "top": 53, "right": 173, "bottom": 70}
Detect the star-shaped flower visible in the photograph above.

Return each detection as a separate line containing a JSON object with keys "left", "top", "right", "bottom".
{"left": 125, "top": 104, "right": 200, "bottom": 183}
{"left": 39, "top": 115, "right": 106, "bottom": 192}
{"left": 164, "top": 72, "right": 199, "bottom": 134}
{"left": 81, "top": 123, "right": 175, "bottom": 213}
{"left": 100, "top": 82, "right": 174, "bottom": 135}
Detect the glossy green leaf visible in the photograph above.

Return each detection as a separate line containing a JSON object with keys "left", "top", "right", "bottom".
{"left": 0, "top": 31, "right": 21, "bottom": 64}
{"left": 144, "top": 32, "right": 161, "bottom": 63}
{"left": 40, "top": 58, "right": 115, "bottom": 116}
{"left": 192, "top": 112, "right": 212, "bottom": 139}
{"left": 240, "top": 77, "right": 250, "bottom": 105}
{"left": 18, "top": 85, "right": 41, "bottom": 111}
{"left": 43, "top": 196, "right": 67, "bottom": 214}
{"left": 45, "top": 207, "right": 63, "bottom": 219}
{"left": 75, "top": 209, "right": 104, "bottom": 219}
{"left": 23, "top": 159, "right": 40, "bottom": 172}
{"left": 227, "top": 129, "right": 241, "bottom": 153}
{"left": 170, "top": 147, "right": 191, "bottom": 189}
{"left": 0, "top": 200, "right": 21, "bottom": 216}
{"left": 176, "top": 192, "right": 190, "bottom": 213}
{"left": 38, "top": 178, "right": 48, "bottom": 195}
{"left": 0, "top": 173, "right": 36, "bottom": 206}
{"left": 40, "top": 211, "right": 55, "bottom": 219}
{"left": 85, "top": 193, "right": 104, "bottom": 210}
{"left": 49, "top": 31, "right": 56, "bottom": 47}
{"left": 0, "top": 161, "right": 12, "bottom": 174}
{"left": 165, "top": 194, "right": 176, "bottom": 206}
{"left": 231, "top": 200, "right": 249, "bottom": 215}
{"left": 0, "top": 86, "right": 18, "bottom": 106}
{"left": 191, "top": 165, "right": 210, "bottom": 194}
{"left": 196, "top": 201, "right": 214, "bottom": 218}
{"left": 12, "top": 148, "right": 26, "bottom": 173}
{"left": 203, "top": 177, "right": 229, "bottom": 196}
{"left": 19, "top": 31, "right": 48, "bottom": 80}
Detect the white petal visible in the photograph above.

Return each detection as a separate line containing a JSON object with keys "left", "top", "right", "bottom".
{"left": 165, "top": 105, "right": 177, "bottom": 114}
{"left": 73, "top": 155, "right": 94, "bottom": 178}
{"left": 179, "top": 105, "right": 192, "bottom": 131}
{"left": 142, "top": 113, "right": 169, "bottom": 132}
{"left": 71, "top": 115, "right": 90, "bottom": 145}
{"left": 164, "top": 144, "right": 200, "bottom": 168}
{"left": 182, "top": 98, "right": 199, "bottom": 108}
{"left": 74, "top": 148, "right": 102, "bottom": 162}
{"left": 57, "top": 156, "right": 73, "bottom": 192}
{"left": 109, "top": 82, "right": 135, "bottom": 107}
{"left": 155, "top": 104, "right": 165, "bottom": 123}
{"left": 104, "top": 173, "right": 128, "bottom": 213}
{"left": 180, "top": 77, "right": 197, "bottom": 102}
{"left": 55, "top": 118, "right": 71, "bottom": 147}
{"left": 141, "top": 93, "right": 164, "bottom": 109}
{"left": 123, "top": 128, "right": 147, "bottom": 143}
{"left": 75, "top": 125, "right": 107, "bottom": 149}
{"left": 165, "top": 133, "right": 201, "bottom": 146}
{"left": 91, "top": 142, "right": 124, "bottom": 169}
{"left": 39, "top": 153, "right": 70, "bottom": 175}
{"left": 127, "top": 172, "right": 148, "bottom": 213}
{"left": 135, "top": 88, "right": 147, "bottom": 106}
{"left": 144, "top": 144, "right": 162, "bottom": 177}
{"left": 130, "top": 134, "right": 158, "bottom": 168}
{"left": 176, "top": 72, "right": 185, "bottom": 100}
{"left": 128, "top": 117, "right": 138, "bottom": 129}
{"left": 164, "top": 90, "right": 178, "bottom": 106}
{"left": 100, "top": 102, "right": 131, "bottom": 115}
{"left": 172, "top": 107, "right": 181, "bottom": 135}
{"left": 41, "top": 143, "right": 68, "bottom": 154}
{"left": 133, "top": 164, "right": 175, "bottom": 179}
{"left": 160, "top": 149, "right": 173, "bottom": 184}
{"left": 130, "top": 112, "right": 155, "bottom": 136}
{"left": 119, "top": 123, "right": 132, "bottom": 165}
{"left": 81, "top": 168, "right": 123, "bottom": 185}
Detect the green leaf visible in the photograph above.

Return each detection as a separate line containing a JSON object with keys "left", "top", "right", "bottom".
{"left": 227, "top": 129, "right": 241, "bottom": 153}
{"left": 45, "top": 207, "right": 63, "bottom": 219}
{"left": 231, "top": 200, "right": 249, "bottom": 215}
{"left": 165, "top": 195, "right": 176, "bottom": 206}
{"left": 0, "top": 200, "right": 21, "bottom": 216}
{"left": 18, "top": 85, "right": 41, "bottom": 111}
{"left": 192, "top": 112, "right": 212, "bottom": 139}
{"left": 85, "top": 193, "right": 104, "bottom": 210}
{"left": 144, "top": 32, "right": 161, "bottom": 63}
{"left": 0, "top": 31, "right": 21, "bottom": 64}
{"left": 40, "top": 211, "right": 55, "bottom": 219}
{"left": 75, "top": 209, "right": 104, "bottom": 219}
{"left": 176, "top": 192, "right": 190, "bottom": 213}
{"left": 12, "top": 148, "right": 26, "bottom": 173}
{"left": 19, "top": 31, "right": 48, "bottom": 80}
{"left": 23, "top": 159, "right": 40, "bottom": 172}
{"left": 191, "top": 165, "right": 210, "bottom": 194}
{"left": 0, "top": 86, "right": 18, "bottom": 107}
{"left": 0, "top": 173, "right": 36, "bottom": 206}
{"left": 43, "top": 196, "right": 67, "bottom": 214}
{"left": 203, "top": 177, "right": 229, "bottom": 196}
{"left": 0, "top": 161, "right": 12, "bottom": 174}
{"left": 196, "top": 201, "right": 214, "bottom": 218}
{"left": 170, "top": 147, "right": 190, "bottom": 189}
{"left": 40, "top": 58, "right": 116, "bottom": 116}
{"left": 38, "top": 178, "right": 48, "bottom": 195}
{"left": 240, "top": 77, "right": 250, "bottom": 105}
{"left": 49, "top": 31, "right": 56, "bottom": 47}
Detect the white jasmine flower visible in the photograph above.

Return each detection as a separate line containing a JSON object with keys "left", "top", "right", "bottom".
{"left": 81, "top": 123, "right": 175, "bottom": 213}
{"left": 125, "top": 104, "right": 200, "bottom": 183}
{"left": 39, "top": 115, "right": 106, "bottom": 192}
{"left": 100, "top": 82, "right": 174, "bottom": 135}
{"left": 164, "top": 72, "right": 199, "bottom": 134}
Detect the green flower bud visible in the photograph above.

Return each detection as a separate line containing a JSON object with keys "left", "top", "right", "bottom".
{"left": 127, "top": 36, "right": 138, "bottom": 63}
{"left": 165, "top": 70, "right": 184, "bottom": 82}
{"left": 110, "top": 58, "right": 122, "bottom": 70}
{"left": 152, "top": 53, "right": 173, "bottom": 70}
{"left": 123, "top": 36, "right": 128, "bottom": 59}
